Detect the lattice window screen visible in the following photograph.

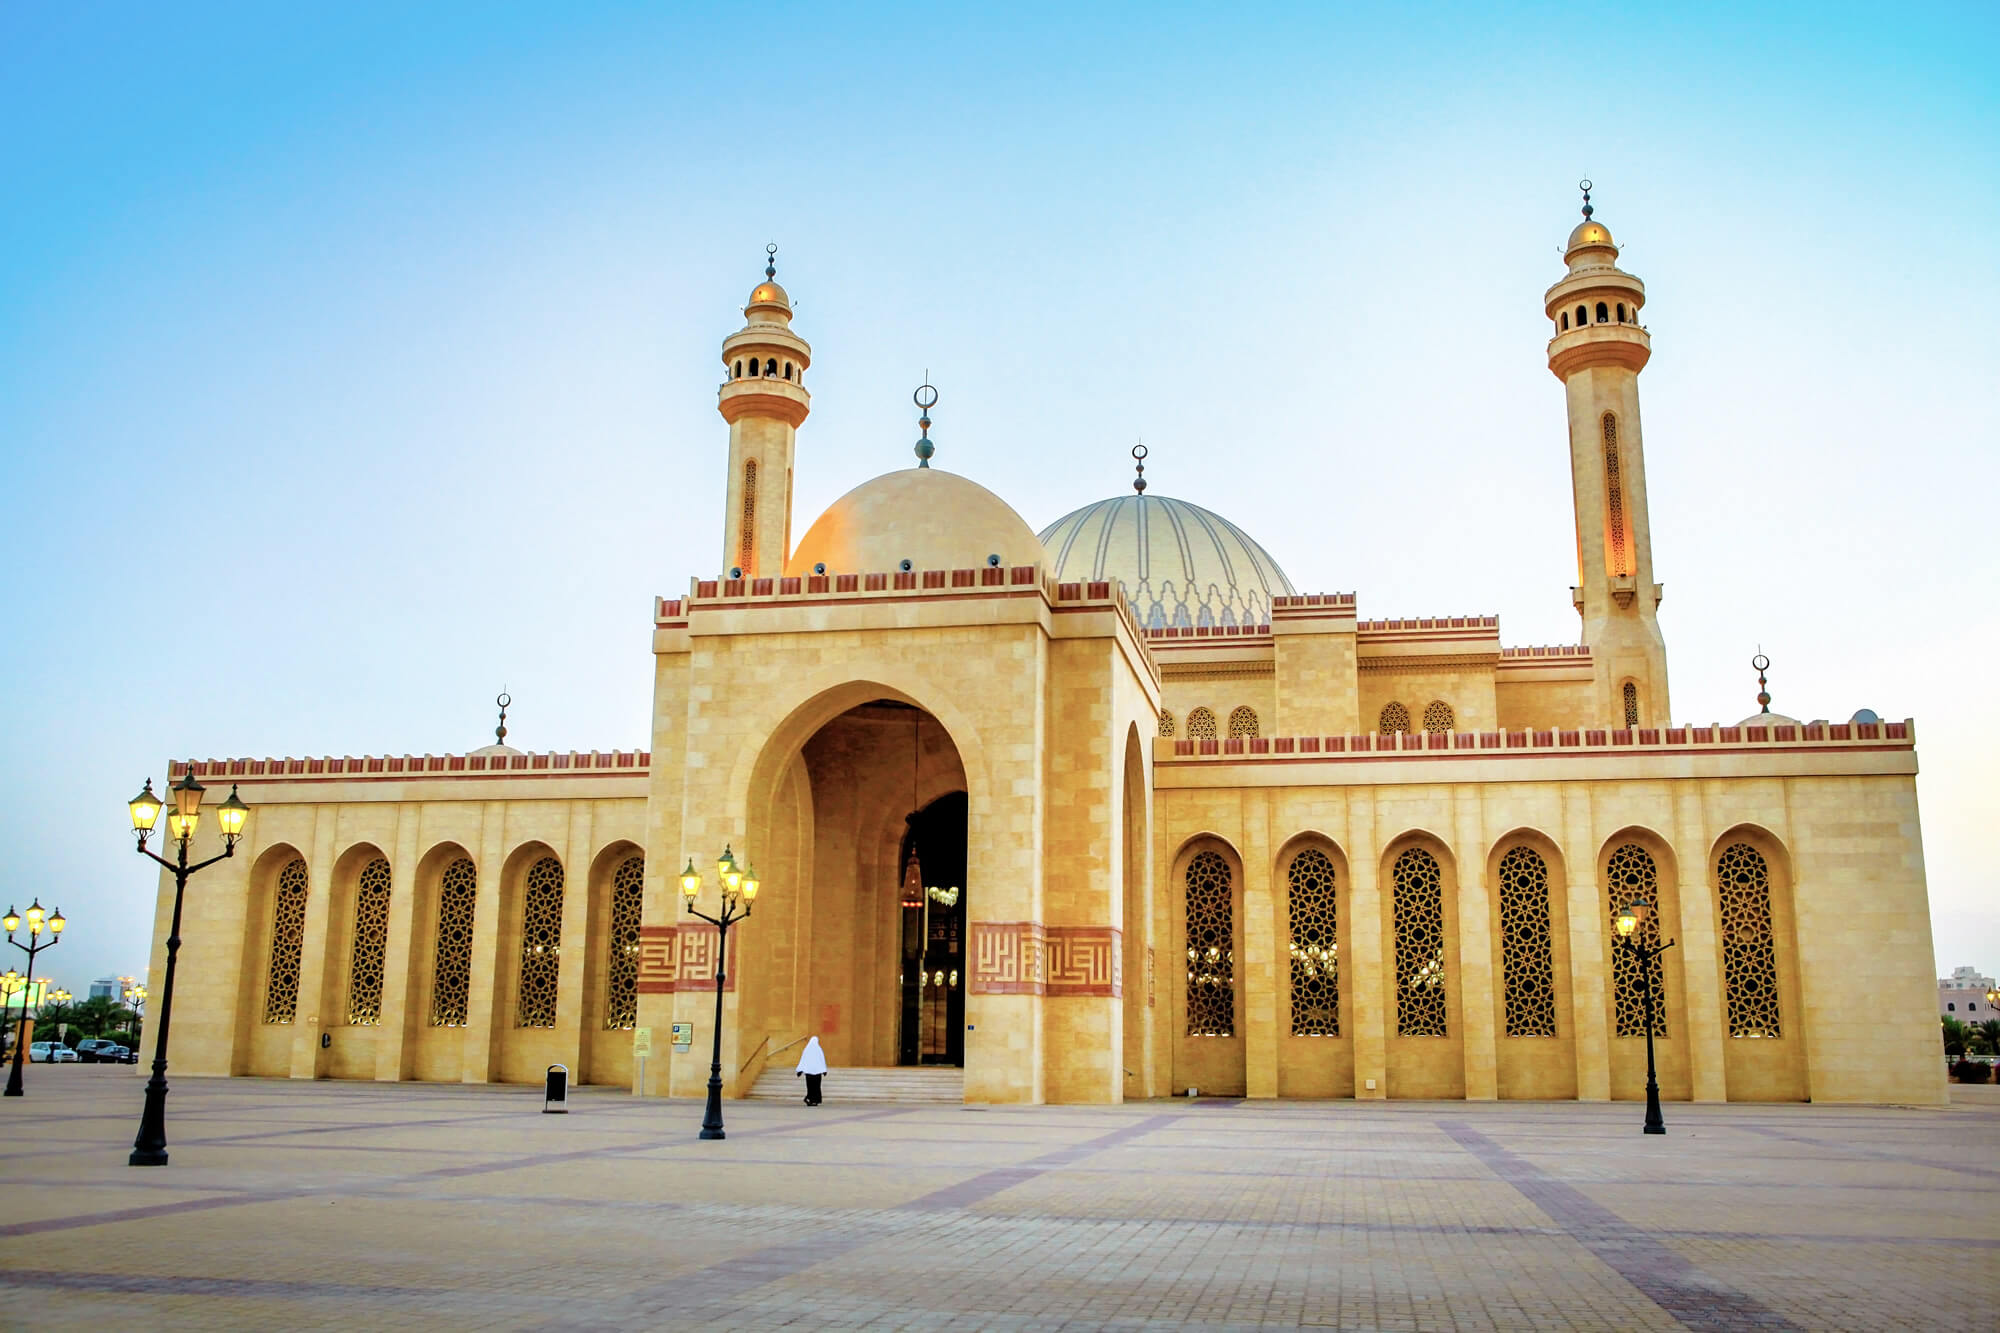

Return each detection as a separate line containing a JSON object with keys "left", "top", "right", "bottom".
{"left": 1422, "top": 700, "right": 1455, "bottom": 734}
{"left": 345, "top": 857, "right": 392, "bottom": 1026}
{"left": 430, "top": 858, "right": 477, "bottom": 1027}
{"left": 1184, "top": 850, "right": 1234, "bottom": 1036}
{"left": 1287, "top": 848, "right": 1339, "bottom": 1036}
{"left": 1186, "top": 708, "right": 1218, "bottom": 740}
{"left": 1157, "top": 710, "right": 1176, "bottom": 738}
{"left": 1379, "top": 702, "right": 1410, "bottom": 733}
{"left": 603, "top": 855, "right": 644, "bottom": 1030}
{"left": 739, "top": 460, "right": 757, "bottom": 571}
{"left": 517, "top": 857, "right": 565, "bottom": 1029}
{"left": 263, "top": 859, "right": 309, "bottom": 1025}
{"left": 1393, "top": 847, "right": 1448, "bottom": 1036}
{"left": 1623, "top": 681, "right": 1640, "bottom": 727}
{"left": 1717, "top": 843, "right": 1782, "bottom": 1038}
{"left": 1227, "top": 706, "right": 1260, "bottom": 739}
{"left": 1497, "top": 847, "right": 1557, "bottom": 1037}
{"left": 1606, "top": 844, "right": 1666, "bottom": 1037}
{"left": 1603, "top": 413, "right": 1629, "bottom": 577}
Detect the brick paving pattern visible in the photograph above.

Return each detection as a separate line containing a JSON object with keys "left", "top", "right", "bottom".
{"left": 2, "top": 1068, "right": 1994, "bottom": 1329}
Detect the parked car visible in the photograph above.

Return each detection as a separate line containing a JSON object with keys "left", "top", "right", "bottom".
{"left": 51, "top": 1045, "right": 79, "bottom": 1063}
{"left": 75, "top": 1039, "right": 118, "bottom": 1063}
{"left": 103, "top": 1045, "right": 135, "bottom": 1064}
{"left": 28, "top": 1041, "right": 53, "bottom": 1062}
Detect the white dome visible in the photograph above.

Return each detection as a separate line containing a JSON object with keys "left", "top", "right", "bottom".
{"left": 786, "top": 468, "right": 1043, "bottom": 577}
{"left": 1039, "top": 493, "right": 1295, "bottom": 630}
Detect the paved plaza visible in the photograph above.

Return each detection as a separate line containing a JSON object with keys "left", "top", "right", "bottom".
{"left": 0, "top": 1068, "right": 1995, "bottom": 1330}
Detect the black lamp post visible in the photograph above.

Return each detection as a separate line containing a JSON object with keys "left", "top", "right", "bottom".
{"left": 4, "top": 900, "right": 67, "bottom": 1096}
{"left": 127, "top": 764, "right": 250, "bottom": 1166}
{"left": 1614, "top": 899, "right": 1677, "bottom": 1135}
{"left": 678, "top": 846, "right": 759, "bottom": 1140}
{"left": 1, "top": 971, "right": 24, "bottom": 1071}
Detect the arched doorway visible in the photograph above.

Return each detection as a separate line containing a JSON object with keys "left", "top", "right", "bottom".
{"left": 899, "top": 792, "right": 968, "bottom": 1066}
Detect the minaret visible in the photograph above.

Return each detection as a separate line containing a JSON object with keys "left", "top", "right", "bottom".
{"left": 718, "top": 244, "right": 811, "bottom": 578}
{"left": 1545, "top": 183, "right": 1669, "bottom": 728}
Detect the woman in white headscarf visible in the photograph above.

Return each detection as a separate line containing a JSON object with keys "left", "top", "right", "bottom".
{"left": 796, "top": 1035, "right": 828, "bottom": 1106}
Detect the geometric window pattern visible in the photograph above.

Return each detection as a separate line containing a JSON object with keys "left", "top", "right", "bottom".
{"left": 1717, "top": 843, "right": 1782, "bottom": 1038}
{"left": 1227, "top": 706, "right": 1260, "bottom": 739}
{"left": 1392, "top": 847, "right": 1448, "bottom": 1036}
{"left": 1379, "top": 701, "right": 1411, "bottom": 733}
{"left": 603, "top": 855, "right": 644, "bottom": 1031}
{"left": 1186, "top": 707, "right": 1218, "bottom": 740}
{"left": 1184, "top": 849, "right": 1234, "bottom": 1037}
{"left": 516, "top": 857, "right": 565, "bottom": 1029}
{"left": 1497, "top": 846, "right": 1557, "bottom": 1037}
{"left": 263, "top": 858, "right": 309, "bottom": 1025}
{"left": 1603, "top": 412, "right": 1629, "bottom": 577}
{"left": 1287, "top": 848, "right": 1338, "bottom": 1036}
{"left": 345, "top": 857, "right": 392, "bottom": 1026}
{"left": 740, "top": 460, "right": 757, "bottom": 573}
{"left": 1623, "top": 680, "right": 1640, "bottom": 728}
{"left": 430, "top": 858, "right": 478, "bottom": 1028}
{"left": 1158, "top": 709, "right": 1176, "bottom": 738}
{"left": 1605, "top": 843, "right": 1667, "bottom": 1037}
{"left": 1422, "top": 700, "right": 1455, "bottom": 734}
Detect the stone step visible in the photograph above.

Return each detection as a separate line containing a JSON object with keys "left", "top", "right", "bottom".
{"left": 747, "top": 1065, "right": 964, "bottom": 1103}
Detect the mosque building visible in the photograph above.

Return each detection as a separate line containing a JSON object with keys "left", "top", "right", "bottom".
{"left": 145, "top": 196, "right": 1942, "bottom": 1106}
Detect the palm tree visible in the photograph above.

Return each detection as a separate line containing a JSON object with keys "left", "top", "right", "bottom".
{"left": 1942, "top": 1016, "right": 1969, "bottom": 1061}
{"left": 33, "top": 998, "right": 76, "bottom": 1035}
{"left": 1979, "top": 1019, "right": 2000, "bottom": 1059}
{"left": 73, "top": 995, "right": 122, "bottom": 1039}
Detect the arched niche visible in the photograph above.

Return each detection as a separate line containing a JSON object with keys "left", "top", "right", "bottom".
{"left": 318, "top": 841, "right": 391, "bottom": 1080}
{"left": 1379, "top": 830, "right": 1464, "bottom": 1099}
{"left": 1596, "top": 826, "right": 1692, "bottom": 1102}
{"left": 1273, "top": 831, "right": 1353, "bottom": 1099}
{"left": 580, "top": 839, "right": 645, "bottom": 1086}
{"left": 1482, "top": 828, "right": 1576, "bottom": 1100}
{"left": 1707, "top": 824, "right": 1809, "bottom": 1102}
{"left": 1170, "top": 832, "right": 1245, "bottom": 1097}
{"left": 232, "top": 841, "right": 309, "bottom": 1078}
{"left": 495, "top": 841, "right": 566, "bottom": 1084}
{"left": 405, "top": 840, "right": 476, "bottom": 1083}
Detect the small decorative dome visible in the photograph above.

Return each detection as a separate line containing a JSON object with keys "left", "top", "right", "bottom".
{"left": 1039, "top": 494, "right": 1296, "bottom": 630}
{"left": 748, "top": 280, "right": 790, "bottom": 309}
{"left": 1567, "top": 219, "right": 1615, "bottom": 252}
{"left": 786, "top": 468, "right": 1042, "bottom": 577}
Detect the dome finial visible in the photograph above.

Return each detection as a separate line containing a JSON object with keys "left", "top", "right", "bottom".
{"left": 913, "top": 376, "right": 938, "bottom": 468}
{"left": 1132, "top": 442, "right": 1148, "bottom": 494}
{"left": 495, "top": 689, "right": 512, "bottom": 746}
{"left": 1752, "top": 651, "right": 1772, "bottom": 715}
{"left": 1579, "top": 178, "right": 1593, "bottom": 221}
{"left": 764, "top": 242, "right": 777, "bottom": 280}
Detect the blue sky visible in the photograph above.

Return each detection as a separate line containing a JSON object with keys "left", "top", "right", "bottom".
{"left": 2, "top": 3, "right": 1995, "bottom": 992}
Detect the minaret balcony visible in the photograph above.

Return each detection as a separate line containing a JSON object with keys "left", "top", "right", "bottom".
{"left": 719, "top": 377, "right": 811, "bottom": 427}
{"left": 1547, "top": 323, "right": 1650, "bottom": 378}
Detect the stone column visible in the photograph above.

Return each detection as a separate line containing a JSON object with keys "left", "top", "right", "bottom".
{"left": 374, "top": 807, "right": 421, "bottom": 1081}
{"left": 1242, "top": 793, "right": 1279, "bottom": 1099}
{"left": 1455, "top": 790, "right": 1498, "bottom": 1100}
{"left": 1563, "top": 788, "right": 1610, "bottom": 1101}
{"left": 555, "top": 801, "right": 593, "bottom": 1077}
{"left": 289, "top": 806, "right": 338, "bottom": 1079}
{"left": 461, "top": 802, "right": 507, "bottom": 1083}
{"left": 1347, "top": 796, "right": 1387, "bottom": 1099}
{"left": 1679, "top": 784, "right": 1727, "bottom": 1101}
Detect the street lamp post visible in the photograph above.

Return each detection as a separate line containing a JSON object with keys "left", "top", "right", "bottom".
{"left": 678, "top": 846, "right": 760, "bottom": 1140}
{"left": 4, "top": 900, "right": 68, "bottom": 1096}
{"left": 1, "top": 971, "right": 23, "bottom": 1068}
{"left": 124, "top": 981, "right": 147, "bottom": 1047}
{"left": 1614, "top": 899, "right": 1677, "bottom": 1135}
{"left": 126, "top": 764, "right": 250, "bottom": 1167}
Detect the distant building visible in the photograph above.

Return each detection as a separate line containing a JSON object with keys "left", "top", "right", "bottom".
{"left": 89, "top": 977, "right": 119, "bottom": 1000}
{"left": 1939, "top": 966, "right": 1996, "bottom": 1019}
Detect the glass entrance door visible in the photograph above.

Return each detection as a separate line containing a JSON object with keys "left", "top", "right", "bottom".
{"left": 898, "top": 792, "right": 966, "bottom": 1067}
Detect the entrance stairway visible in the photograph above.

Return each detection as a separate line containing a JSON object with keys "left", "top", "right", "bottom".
{"left": 747, "top": 1065, "right": 964, "bottom": 1104}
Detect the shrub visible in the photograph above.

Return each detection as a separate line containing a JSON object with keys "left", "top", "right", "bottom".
{"left": 1949, "top": 1057, "right": 1992, "bottom": 1084}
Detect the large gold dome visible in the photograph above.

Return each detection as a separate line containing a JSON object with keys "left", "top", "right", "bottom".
{"left": 1039, "top": 494, "right": 1295, "bottom": 630}
{"left": 786, "top": 468, "right": 1043, "bottom": 577}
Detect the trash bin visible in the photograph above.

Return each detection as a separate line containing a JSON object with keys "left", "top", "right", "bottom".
{"left": 544, "top": 1063, "right": 570, "bottom": 1114}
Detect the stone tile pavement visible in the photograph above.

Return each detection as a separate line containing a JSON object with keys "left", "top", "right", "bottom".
{"left": 1, "top": 1066, "right": 1994, "bottom": 1330}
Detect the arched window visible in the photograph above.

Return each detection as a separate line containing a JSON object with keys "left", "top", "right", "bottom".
{"left": 1576, "top": 304, "right": 1588, "bottom": 326}
{"left": 1616, "top": 302, "right": 1626, "bottom": 322}
{"left": 1157, "top": 709, "right": 1176, "bottom": 738}
{"left": 1422, "top": 700, "right": 1455, "bottom": 733}
{"left": 1596, "top": 301, "right": 1609, "bottom": 323}
{"left": 1497, "top": 847, "right": 1556, "bottom": 1037}
{"left": 1393, "top": 847, "right": 1447, "bottom": 1035}
{"left": 1561, "top": 311, "right": 1569, "bottom": 331}
{"left": 1622, "top": 681, "right": 1640, "bottom": 728}
{"left": 1379, "top": 701, "right": 1411, "bottom": 734}
{"left": 429, "top": 858, "right": 477, "bottom": 1027}
{"left": 1605, "top": 844, "right": 1665, "bottom": 1036}
{"left": 345, "top": 857, "right": 392, "bottom": 1025}
{"left": 1287, "top": 847, "right": 1338, "bottom": 1036}
{"left": 263, "top": 858, "right": 309, "bottom": 1024}
{"left": 1602, "top": 412, "right": 1628, "bottom": 576}
{"left": 1184, "top": 849, "right": 1234, "bottom": 1037}
{"left": 739, "top": 460, "right": 757, "bottom": 572}
{"left": 783, "top": 361, "right": 792, "bottom": 380}
{"left": 764, "top": 357, "right": 777, "bottom": 376}
{"left": 1717, "top": 843, "right": 1782, "bottom": 1038}
{"left": 732, "top": 359, "right": 743, "bottom": 378}
{"left": 1227, "top": 706, "right": 1260, "bottom": 739}
{"left": 1949, "top": 1002, "right": 1956, "bottom": 1011}
{"left": 517, "top": 856, "right": 564, "bottom": 1029}
{"left": 1186, "top": 707, "right": 1218, "bottom": 739}
{"left": 603, "top": 855, "right": 644, "bottom": 1031}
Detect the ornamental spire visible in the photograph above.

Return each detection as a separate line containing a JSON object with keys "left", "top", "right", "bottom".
{"left": 1752, "top": 652, "right": 1772, "bottom": 715}
{"left": 1580, "top": 178, "right": 1594, "bottom": 221}
{"left": 913, "top": 377, "right": 938, "bottom": 468}
{"left": 1132, "top": 442, "right": 1148, "bottom": 493}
